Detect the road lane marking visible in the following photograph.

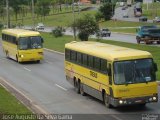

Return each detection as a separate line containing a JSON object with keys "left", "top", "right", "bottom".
{"left": 0, "top": 58, "right": 6, "bottom": 61}
{"left": 24, "top": 67, "right": 31, "bottom": 72}
{"left": 111, "top": 115, "right": 123, "bottom": 120}
{"left": 45, "top": 60, "right": 53, "bottom": 65}
{"left": 44, "top": 48, "right": 64, "bottom": 55}
{"left": 55, "top": 84, "right": 67, "bottom": 91}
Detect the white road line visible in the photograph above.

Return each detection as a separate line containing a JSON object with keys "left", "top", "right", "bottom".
{"left": 110, "top": 115, "right": 123, "bottom": 120}
{"left": 55, "top": 84, "right": 67, "bottom": 91}
{"left": 45, "top": 60, "right": 53, "bottom": 64}
{"left": 44, "top": 48, "right": 64, "bottom": 55}
{"left": 24, "top": 67, "right": 31, "bottom": 72}
{"left": 0, "top": 58, "right": 6, "bottom": 61}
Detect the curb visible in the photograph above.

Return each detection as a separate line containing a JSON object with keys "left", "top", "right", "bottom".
{"left": 44, "top": 48, "right": 64, "bottom": 55}
{"left": 0, "top": 77, "right": 49, "bottom": 114}
{"left": 112, "top": 32, "right": 136, "bottom": 36}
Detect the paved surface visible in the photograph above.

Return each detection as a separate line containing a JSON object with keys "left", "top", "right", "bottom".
{"left": 22, "top": 26, "right": 160, "bottom": 47}
{"left": 113, "top": 6, "right": 153, "bottom": 23}
{"left": 0, "top": 42, "right": 160, "bottom": 120}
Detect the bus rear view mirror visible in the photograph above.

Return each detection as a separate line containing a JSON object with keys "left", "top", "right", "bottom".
{"left": 154, "top": 62, "right": 158, "bottom": 72}
{"left": 41, "top": 38, "right": 44, "bottom": 43}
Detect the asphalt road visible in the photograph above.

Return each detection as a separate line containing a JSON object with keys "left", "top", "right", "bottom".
{"left": 24, "top": 26, "right": 160, "bottom": 47}
{"left": 0, "top": 42, "right": 160, "bottom": 120}
{"left": 113, "top": 6, "right": 153, "bottom": 23}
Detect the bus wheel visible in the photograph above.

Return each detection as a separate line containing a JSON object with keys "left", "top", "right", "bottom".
{"left": 139, "top": 103, "right": 146, "bottom": 107}
{"left": 75, "top": 81, "right": 80, "bottom": 94}
{"left": 37, "top": 60, "right": 40, "bottom": 63}
{"left": 5, "top": 51, "right": 9, "bottom": 58}
{"left": 103, "top": 92, "right": 112, "bottom": 108}
{"left": 80, "top": 83, "right": 86, "bottom": 96}
{"left": 16, "top": 55, "right": 20, "bottom": 63}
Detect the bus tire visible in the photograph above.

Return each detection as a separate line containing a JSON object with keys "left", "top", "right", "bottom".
{"left": 75, "top": 80, "right": 80, "bottom": 94}
{"left": 5, "top": 51, "right": 9, "bottom": 58}
{"left": 16, "top": 55, "right": 20, "bottom": 63}
{"left": 139, "top": 103, "right": 146, "bottom": 107}
{"left": 37, "top": 60, "right": 40, "bottom": 63}
{"left": 80, "top": 83, "right": 86, "bottom": 96}
{"left": 103, "top": 92, "right": 112, "bottom": 108}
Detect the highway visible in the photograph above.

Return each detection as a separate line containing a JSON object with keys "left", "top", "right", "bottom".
{"left": 0, "top": 42, "right": 160, "bottom": 120}
{"left": 24, "top": 26, "right": 160, "bottom": 46}
{"left": 113, "top": 5, "right": 153, "bottom": 23}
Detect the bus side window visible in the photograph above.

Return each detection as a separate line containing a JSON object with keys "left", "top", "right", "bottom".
{"left": 88, "top": 55, "right": 94, "bottom": 68}
{"left": 100, "top": 59, "right": 107, "bottom": 73}
{"left": 65, "top": 49, "right": 70, "bottom": 60}
{"left": 70, "top": 51, "right": 77, "bottom": 62}
{"left": 77, "top": 52, "right": 82, "bottom": 64}
{"left": 94, "top": 57, "right": 100, "bottom": 71}
{"left": 82, "top": 54, "right": 88, "bottom": 66}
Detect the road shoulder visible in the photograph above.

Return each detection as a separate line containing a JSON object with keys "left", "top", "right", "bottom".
{"left": 0, "top": 77, "right": 49, "bottom": 114}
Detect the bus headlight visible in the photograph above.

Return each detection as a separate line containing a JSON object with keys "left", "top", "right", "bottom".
{"left": 153, "top": 97, "right": 157, "bottom": 101}
{"left": 20, "top": 55, "right": 24, "bottom": 58}
{"left": 119, "top": 100, "right": 123, "bottom": 104}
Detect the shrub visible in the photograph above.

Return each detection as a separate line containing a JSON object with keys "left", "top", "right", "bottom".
{"left": 78, "top": 32, "right": 89, "bottom": 41}
{"left": 52, "top": 26, "right": 63, "bottom": 37}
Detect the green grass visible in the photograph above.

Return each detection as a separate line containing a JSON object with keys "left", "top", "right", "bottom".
{"left": 1, "top": 6, "right": 160, "bottom": 34}
{"left": 42, "top": 32, "right": 160, "bottom": 80}
{"left": 99, "top": 20, "right": 159, "bottom": 34}
{"left": 1, "top": 7, "right": 159, "bottom": 34}
{"left": 42, "top": 32, "right": 74, "bottom": 52}
{"left": 0, "top": 6, "right": 97, "bottom": 27}
{"left": 0, "top": 86, "right": 32, "bottom": 114}
{"left": 143, "top": 3, "right": 160, "bottom": 19}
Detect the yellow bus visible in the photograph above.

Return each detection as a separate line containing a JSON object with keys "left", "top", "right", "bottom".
{"left": 2, "top": 29, "right": 44, "bottom": 63}
{"left": 65, "top": 41, "right": 158, "bottom": 108}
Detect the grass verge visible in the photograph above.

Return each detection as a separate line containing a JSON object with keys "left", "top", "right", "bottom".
{"left": 0, "top": 86, "right": 32, "bottom": 114}
{"left": 143, "top": 3, "right": 160, "bottom": 19}
{"left": 42, "top": 32, "right": 160, "bottom": 80}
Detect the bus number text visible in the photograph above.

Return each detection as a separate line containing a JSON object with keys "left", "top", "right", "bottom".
{"left": 90, "top": 71, "right": 97, "bottom": 78}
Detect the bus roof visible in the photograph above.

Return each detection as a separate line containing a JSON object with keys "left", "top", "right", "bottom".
{"left": 65, "top": 41, "right": 152, "bottom": 61}
{"left": 2, "top": 29, "right": 40, "bottom": 37}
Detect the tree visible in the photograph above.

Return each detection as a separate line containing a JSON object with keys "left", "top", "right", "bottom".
{"left": 98, "top": 2, "right": 115, "bottom": 21}
{"left": 95, "top": 11, "right": 103, "bottom": 22}
{"left": 35, "top": 0, "right": 50, "bottom": 19}
{"left": 71, "top": 14, "right": 99, "bottom": 41}
{"left": 9, "top": 0, "right": 28, "bottom": 22}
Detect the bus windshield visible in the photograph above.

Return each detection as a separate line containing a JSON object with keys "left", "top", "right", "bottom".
{"left": 19, "top": 36, "right": 42, "bottom": 50}
{"left": 114, "top": 59, "right": 155, "bottom": 85}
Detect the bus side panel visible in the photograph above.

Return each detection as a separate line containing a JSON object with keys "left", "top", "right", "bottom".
{"left": 65, "top": 61, "right": 110, "bottom": 101}
{"left": 2, "top": 41, "right": 17, "bottom": 60}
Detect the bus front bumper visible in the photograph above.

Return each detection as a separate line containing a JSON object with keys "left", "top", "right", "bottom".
{"left": 110, "top": 94, "right": 158, "bottom": 107}
{"left": 18, "top": 56, "right": 43, "bottom": 62}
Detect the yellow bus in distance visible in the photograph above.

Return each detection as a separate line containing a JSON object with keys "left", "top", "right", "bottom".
{"left": 2, "top": 29, "right": 44, "bottom": 63}
{"left": 65, "top": 41, "right": 158, "bottom": 108}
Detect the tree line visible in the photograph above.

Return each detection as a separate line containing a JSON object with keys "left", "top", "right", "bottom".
{"left": 0, "top": 0, "right": 79, "bottom": 22}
